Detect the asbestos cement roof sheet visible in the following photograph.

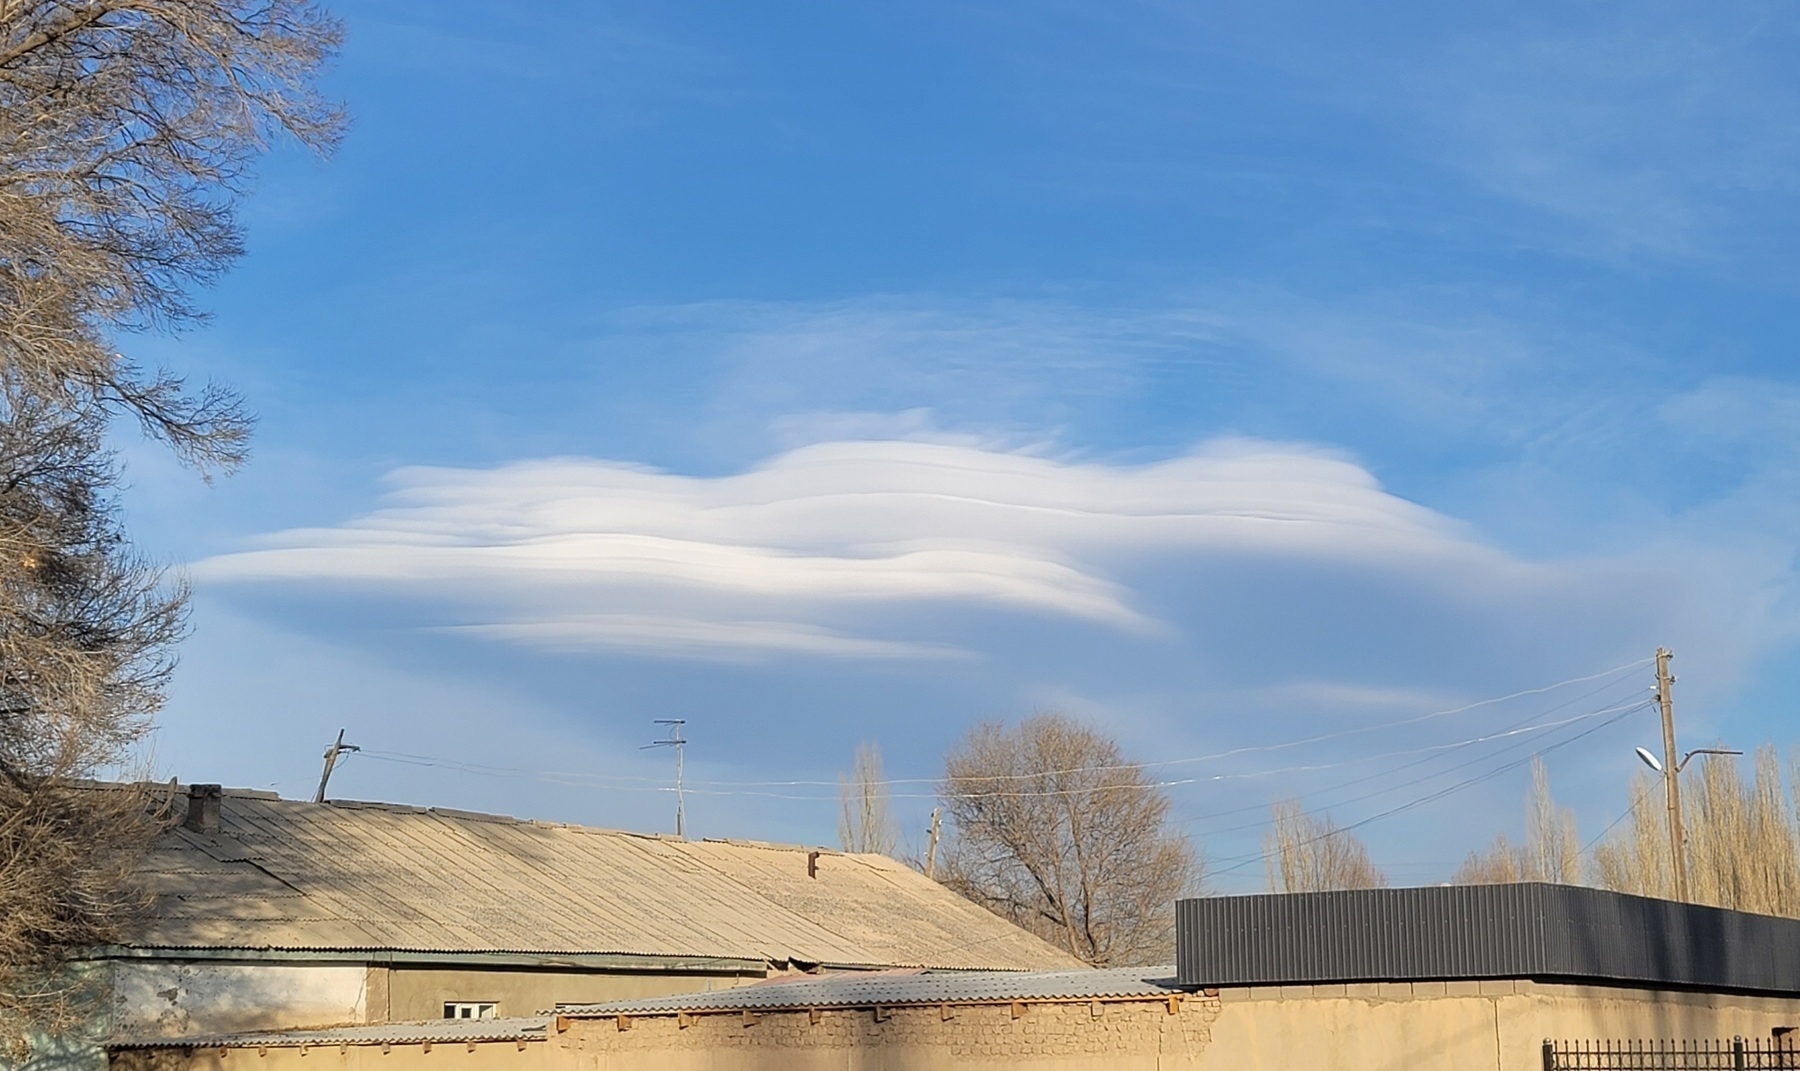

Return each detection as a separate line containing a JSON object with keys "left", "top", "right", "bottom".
{"left": 559, "top": 966, "right": 1182, "bottom": 1015}
{"left": 111, "top": 1018, "right": 552, "bottom": 1051}
{"left": 126, "top": 787, "right": 1079, "bottom": 972}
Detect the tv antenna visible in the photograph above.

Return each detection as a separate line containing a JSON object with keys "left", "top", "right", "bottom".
{"left": 642, "top": 719, "right": 687, "bottom": 838}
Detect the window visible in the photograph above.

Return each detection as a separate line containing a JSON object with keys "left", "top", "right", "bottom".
{"left": 444, "top": 1002, "right": 497, "bottom": 1020}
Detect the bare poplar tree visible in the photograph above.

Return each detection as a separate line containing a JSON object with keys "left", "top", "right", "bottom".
{"left": 1454, "top": 757, "right": 1580, "bottom": 885}
{"left": 0, "top": 1, "right": 343, "bottom": 1052}
{"left": 838, "top": 741, "right": 898, "bottom": 856}
{"left": 1596, "top": 748, "right": 1800, "bottom": 915}
{"left": 936, "top": 714, "right": 1199, "bottom": 968}
{"left": 1592, "top": 774, "right": 1674, "bottom": 898}
{"left": 1264, "top": 799, "right": 1386, "bottom": 892}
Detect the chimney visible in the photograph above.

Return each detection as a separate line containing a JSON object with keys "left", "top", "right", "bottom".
{"left": 184, "top": 784, "right": 222, "bottom": 834}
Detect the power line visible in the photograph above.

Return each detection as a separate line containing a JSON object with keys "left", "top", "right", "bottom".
{"left": 351, "top": 694, "right": 1649, "bottom": 805}
{"left": 1204, "top": 701, "right": 1649, "bottom": 877}
{"left": 698, "top": 656, "right": 1653, "bottom": 788}
{"left": 1171, "top": 673, "right": 1648, "bottom": 829}
{"left": 352, "top": 657, "right": 1653, "bottom": 796}
{"left": 1183, "top": 698, "right": 1652, "bottom": 842}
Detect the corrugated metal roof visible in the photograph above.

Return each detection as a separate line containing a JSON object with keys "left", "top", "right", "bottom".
{"left": 111, "top": 1017, "right": 552, "bottom": 1050}
{"left": 127, "top": 788, "right": 1079, "bottom": 972}
{"left": 1176, "top": 884, "right": 1800, "bottom": 995}
{"left": 559, "top": 966, "right": 1182, "bottom": 1015}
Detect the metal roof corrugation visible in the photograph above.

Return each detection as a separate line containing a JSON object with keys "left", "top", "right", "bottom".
{"left": 126, "top": 789, "right": 1081, "bottom": 972}
{"left": 1176, "top": 884, "right": 1800, "bottom": 995}
{"left": 559, "top": 966, "right": 1182, "bottom": 1016}
{"left": 110, "top": 1018, "right": 551, "bottom": 1051}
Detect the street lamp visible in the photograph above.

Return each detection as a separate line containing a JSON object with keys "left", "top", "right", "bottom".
{"left": 1632, "top": 739, "right": 1742, "bottom": 901}
{"left": 1633, "top": 746, "right": 1742, "bottom": 775}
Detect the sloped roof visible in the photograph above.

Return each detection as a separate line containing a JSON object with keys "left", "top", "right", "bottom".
{"left": 126, "top": 787, "right": 1080, "bottom": 972}
{"left": 111, "top": 1018, "right": 552, "bottom": 1051}
{"left": 561, "top": 966, "right": 1183, "bottom": 1016}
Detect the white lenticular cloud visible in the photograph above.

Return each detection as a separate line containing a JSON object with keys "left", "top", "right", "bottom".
{"left": 193, "top": 437, "right": 1510, "bottom": 660}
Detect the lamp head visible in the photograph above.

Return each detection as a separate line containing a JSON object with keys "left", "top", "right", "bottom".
{"left": 1635, "top": 746, "right": 1664, "bottom": 773}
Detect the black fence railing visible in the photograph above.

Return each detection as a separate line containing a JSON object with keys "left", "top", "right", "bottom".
{"left": 1545, "top": 1039, "right": 1800, "bottom": 1071}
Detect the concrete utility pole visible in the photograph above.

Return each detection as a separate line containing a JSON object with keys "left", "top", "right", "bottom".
{"left": 924, "top": 807, "right": 942, "bottom": 880}
{"left": 314, "top": 728, "right": 360, "bottom": 804}
{"left": 1655, "top": 648, "right": 1688, "bottom": 902}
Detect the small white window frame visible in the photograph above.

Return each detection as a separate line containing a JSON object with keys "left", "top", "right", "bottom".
{"left": 444, "top": 1002, "right": 497, "bottom": 1020}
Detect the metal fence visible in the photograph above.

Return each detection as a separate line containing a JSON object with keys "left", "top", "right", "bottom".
{"left": 1544, "top": 1039, "right": 1799, "bottom": 1071}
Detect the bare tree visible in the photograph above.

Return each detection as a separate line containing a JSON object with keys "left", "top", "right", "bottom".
{"left": 1264, "top": 799, "right": 1385, "bottom": 892}
{"left": 1596, "top": 747, "right": 1800, "bottom": 916}
{"left": 0, "top": 1, "right": 343, "bottom": 1053}
{"left": 936, "top": 714, "right": 1199, "bottom": 968}
{"left": 1592, "top": 774, "right": 1674, "bottom": 899}
{"left": 838, "top": 741, "right": 898, "bottom": 856}
{"left": 1454, "top": 757, "right": 1580, "bottom": 885}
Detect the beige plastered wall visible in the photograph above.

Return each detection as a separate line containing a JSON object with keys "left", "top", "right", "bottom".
{"left": 1202, "top": 981, "right": 1800, "bottom": 1071}
{"left": 111, "top": 981, "right": 1800, "bottom": 1071}
{"left": 378, "top": 967, "right": 766, "bottom": 1022}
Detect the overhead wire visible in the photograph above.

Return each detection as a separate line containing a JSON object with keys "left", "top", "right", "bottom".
{"left": 1205, "top": 699, "right": 1650, "bottom": 877}
{"left": 352, "top": 694, "right": 1651, "bottom": 804}
{"left": 1171, "top": 671, "right": 1650, "bottom": 830}
{"left": 343, "top": 657, "right": 1662, "bottom": 877}
{"left": 351, "top": 656, "right": 1652, "bottom": 796}
{"left": 1182, "top": 697, "right": 1653, "bottom": 843}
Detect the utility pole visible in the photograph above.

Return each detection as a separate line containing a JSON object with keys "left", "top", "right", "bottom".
{"left": 924, "top": 807, "right": 942, "bottom": 880}
{"left": 1655, "top": 647, "right": 1688, "bottom": 902}
{"left": 314, "top": 728, "right": 360, "bottom": 804}
{"left": 643, "top": 720, "right": 687, "bottom": 838}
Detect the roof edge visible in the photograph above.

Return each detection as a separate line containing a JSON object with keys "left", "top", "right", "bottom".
{"left": 101, "top": 947, "right": 771, "bottom": 972}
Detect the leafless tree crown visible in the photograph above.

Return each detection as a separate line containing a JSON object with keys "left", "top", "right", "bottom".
{"left": 1263, "top": 799, "right": 1386, "bottom": 892}
{"left": 1453, "top": 756, "right": 1581, "bottom": 885}
{"left": 838, "top": 741, "right": 898, "bottom": 856}
{"left": 2, "top": 0, "right": 342, "bottom": 469}
{"left": 0, "top": 0, "right": 343, "bottom": 1051}
{"left": 1595, "top": 747, "right": 1800, "bottom": 916}
{"left": 936, "top": 714, "right": 1199, "bottom": 968}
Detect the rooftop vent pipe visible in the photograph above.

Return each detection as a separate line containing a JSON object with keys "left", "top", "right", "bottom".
{"left": 184, "top": 783, "right": 222, "bottom": 834}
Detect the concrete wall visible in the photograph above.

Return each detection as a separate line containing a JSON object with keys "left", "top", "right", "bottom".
{"left": 109, "top": 980, "right": 1800, "bottom": 1071}
{"left": 381, "top": 968, "right": 764, "bottom": 1022}
{"left": 111, "top": 964, "right": 369, "bottom": 1038}
{"left": 1202, "top": 981, "right": 1800, "bottom": 1071}
{"left": 108, "top": 963, "right": 770, "bottom": 1039}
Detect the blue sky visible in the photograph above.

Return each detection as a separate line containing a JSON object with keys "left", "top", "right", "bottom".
{"left": 123, "top": 0, "right": 1800, "bottom": 890}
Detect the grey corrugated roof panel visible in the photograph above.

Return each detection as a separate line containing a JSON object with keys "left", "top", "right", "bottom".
{"left": 1176, "top": 884, "right": 1800, "bottom": 996}
{"left": 109, "top": 1017, "right": 552, "bottom": 1051}
{"left": 560, "top": 966, "right": 1181, "bottom": 1016}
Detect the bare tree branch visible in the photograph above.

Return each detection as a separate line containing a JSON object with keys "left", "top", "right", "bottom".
{"left": 1263, "top": 799, "right": 1386, "bottom": 892}
{"left": 1454, "top": 757, "right": 1580, "bottom": 886}
{"left": 0, "top": 0, "right": 343, "bottom": 1053}
{"left": 936, "top": 714, "right": 1200, "bottom": 968}
{"left": 837, "top": 741, "right": 899, "bottom": 856}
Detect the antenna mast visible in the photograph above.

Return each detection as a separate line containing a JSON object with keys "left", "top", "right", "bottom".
{"left": 643, "top": 720, "right": 687, "bottom": 837}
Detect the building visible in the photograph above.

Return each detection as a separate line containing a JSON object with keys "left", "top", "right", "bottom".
{"left": 110, "top": 884, "right": 1800, "bottom": 1071}
{"left": 105, "top": 782, "right": 1080, "bottom": 1041}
